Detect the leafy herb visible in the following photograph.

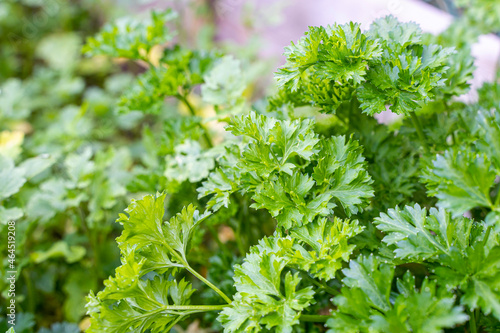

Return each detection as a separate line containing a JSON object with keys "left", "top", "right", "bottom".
{"left": 2, "top": 2, "right": 500, "bottom": 332}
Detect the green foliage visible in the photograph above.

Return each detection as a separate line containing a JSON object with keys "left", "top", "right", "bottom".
{"left": 86, "top": 194, "right": 209, "bottom": 332}
{"left": 219, "top": 251, "right": 314, "bottom": 333}
{"left": 117, "top": 48, "right": 220, "bottom": 115}
{"left": 454, "top": 0, "right": 500, "bottom": 36}
{"left": 375, "top": 204, "right": 500, "bottom": 320}
{"left": 422, "top": 149, "right": 496, "bottom": 215}
{"left": 202, "top": 55, "right": 248, "bottom": 115}
{"left": 3, "top": 1, "right": 500, "bottom": 332}
{"left": 0, "top": 155, "right": 26, "bottom": 202}
{"left": 476, "top": 108, "right": 500, "bottom": 173}
{"left": 0, "top": 1, "right": 258, "bottom": 330}
{"left": 422, "top": 107, "right": 500, "bottom": 225}
{"left": 117, "top": 194, "right": 209, "bottom": 266}
{"left": 81, "top": 11, "right": 499, "bottom": 333}
{"left": 289, "top": 217, "right": 363, "bottom": 281}
{"left": 164, "top": 140, "right": 216, "bottom": 183}
{"left": 82, "top": 10, "right": 178, "bottom": 60}
{"left": 275, "top": 22, "right": 380, "bottom": 112}
{"left": 327, "top": 256, "right": 468, "bottom": 332}
{"left": 199, "top": 112, "right": 373, "bottom": 229}
{"left": 217, "top": 215, "right": 363, "bottom": 332}
{"left": 273, "top": 16, "right": 460, "bottom": 116}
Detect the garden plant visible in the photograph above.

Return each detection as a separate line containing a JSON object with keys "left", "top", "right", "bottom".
{"left": 1, "top": 1, "right": 500, "bottom": 333}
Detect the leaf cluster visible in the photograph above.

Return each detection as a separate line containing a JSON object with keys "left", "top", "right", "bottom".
{"left": 273, "top": 16, "right": 464, "bottom": 116}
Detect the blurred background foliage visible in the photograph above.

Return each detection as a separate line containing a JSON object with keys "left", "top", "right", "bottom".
{"left": 0, "top": 0, "right": 281, "bottom": 331}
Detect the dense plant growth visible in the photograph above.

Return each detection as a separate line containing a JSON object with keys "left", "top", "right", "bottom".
{"left": 2, "top": 1, "right": 500, "bottom": 332}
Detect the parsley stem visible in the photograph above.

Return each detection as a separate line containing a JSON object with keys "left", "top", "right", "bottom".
{"left": 302, "top": 273, "right": 339, "bottom": 296}
{"left": 157, "top": 238, "right": 232, "bottom": 304}
{"left": 409, "top": 111, "right": 430, "bottom": 154}
{"left": 299, "top": 314, "right": 330, "bottom": 323}
{"left": 23, "top": 270, "right": 35, "bottom": 313}
{"left": 493, "top": 182, "right": 500, "bottom": 208}
{"left": 186, "top": 265, "right": 232, "bottom": 304}
{"left": 234, "top": 223, "right": 247, "bottom": 256}
{"left": 161, "top": 305, "right": 228, "bottom": 311}
{"left": 451, "top": 130, "right": 457, "bottom": 145}
{"left": 177, "top": 93, "right": 214, "bottom": 148}
{"left": 469, "top": 309, "right": 477, "bottom": 333}
{"left": 482, "top": 226, "right": 492, "bottom": 247}
{"left": 77, "top": 206, "right": 103, "bottom": 281}
{"left": 164, "top": 314, "right": 185, "bottom": 332}
{"left": 159, "top": 305, "right": 331, "bottom": 323}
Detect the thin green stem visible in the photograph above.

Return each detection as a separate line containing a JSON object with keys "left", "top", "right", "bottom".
{"left": 186, "top": 265, "right": 232, "bottom": 304}
{"left": 177, "top": 93, "right": 213, "bottom": 148}
{"left": 235, "top": 227, "right": 247, "bottom": 257}
{"left": 475, "top": 309, "right": 480, "bottom": 331}
{"left": 409, "top": 111, "right": 430, "bottom": 154}
{"left": 126, "top": 306, "right": 218, "bottom": 323}
{"left": 90, "top": 231, "right": 101, "bottom": 278}
{"left": 233, "top": 196, "right": 248, "bottom": 256}
{"left": 302, "top": 274, "right": 339, "bottom": 296}
{"left": 348, "top": 99, "right": 358, "bottom": 129}
{"left": 234, "top": 194, "right": 251, "bottom": 256}
{"left": 469, "top": 309, "right": 477, "bottom": 333}
{"left": 299, "top": 314, "right": 330, "bottom": 323}
{"left": 157, "top": 237, "right": 232, "bottom": 304}
{"left": 23, "top": 270, "right": 35, "bottom": 313}
{"left": 241, "top": 196, "right": 251, "bottom": 250}
{"left": 442, "top": 101, "right": 459, "bottom": 147}
{"left": 77, "top": 207, "right": 102, "bottom": 281}
{"left": 482, "top": 226, "right": 492, "bottom": 247}
{"left": 493, "top": 182, "right": 500, "bottom": 208}
{"left": 160, "top": 304, "right": 227, "bottom": 311}
{"left": 165, "top": 314, "right": 185, "bottom": 332}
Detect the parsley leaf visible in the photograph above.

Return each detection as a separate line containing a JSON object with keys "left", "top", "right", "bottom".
{"left": 83, "top": 10, "right": 177, "bottom": 61}
{"left": 275, "top": 23, "right": 380, "bottom": 112}
{"left": 374, "top": 204, "right": 500, "bottom": 319}
{"left": 0, "top": 155, "right": 26, "bottom": 200}
{"left": 117, "top": 193, "right": 209, "bottom": 264}
{"left": 218, "top": 248, "right": 314, "bottom": 333}
{"left": 164, "top": 140, "right": 215, "bottom": 183}
{"left": 476, "top": 108, "right": 500, "bottom": 172}
{"left": 289, "top": 217, "right": 363, "bottom": 281}
{"left": 422, "top": 148, "right": 496, "bottom": 216}
{"left": 327, "top": 255, "right": 468, "bottom": 332}
{"left": 199, "top": 112, "right": 373, "bottom": 228}
{"left": 273, "top": 15, "right": 456, "bottom": 116}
